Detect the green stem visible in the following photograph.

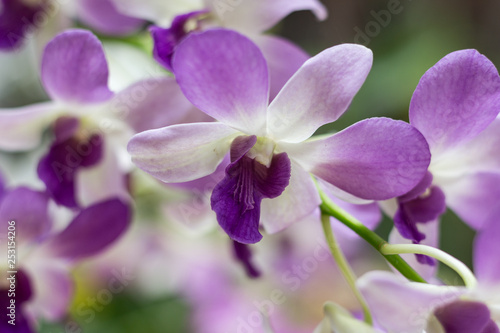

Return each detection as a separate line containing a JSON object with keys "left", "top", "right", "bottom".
{"left": 317, "top": 187, "right": 427, "bottom": 283}
{"left": 321, "top": 214, "right": 374, "bottom": 325}
{"left": 381, "top": 243, "right": 477, "bottom": 289}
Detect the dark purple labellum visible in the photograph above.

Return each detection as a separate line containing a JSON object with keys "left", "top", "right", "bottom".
{"left": 232, "top": 241, "right": 261, "bottom": 278}
{"left": 150, "top": 10, "right": 207, "bottom": 71}
{"left": 434, "top": 300, "right": 499, "bottom": 333}
{"left": 37, "top": 123, "right": 104, "bottom": 208}
{"left": 211, "top": 136, "right": 291, "bottom": 244}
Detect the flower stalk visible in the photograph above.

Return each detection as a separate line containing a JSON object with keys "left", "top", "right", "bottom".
{"left": 321, "top": 214, "right": 374, "bottom": 325}
{"left": 380, "top": 243, "right": 477, "bottom": 289}
{"left": 317, "top": 185, "right": 427, "bottom": 283}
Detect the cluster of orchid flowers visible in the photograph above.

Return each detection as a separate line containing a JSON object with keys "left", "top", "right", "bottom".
{"left": 1, "top": 0, "right": 500, "bottom": 332}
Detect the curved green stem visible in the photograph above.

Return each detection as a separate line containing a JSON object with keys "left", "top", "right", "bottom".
{"left": 321, "top": 214, "right": 374, "bottom": 325}
{"left": 317, "top": 187, "right": 427, "bottom": 283}
{"left": 381, "top": 243, "right": 477, "bottom": 289}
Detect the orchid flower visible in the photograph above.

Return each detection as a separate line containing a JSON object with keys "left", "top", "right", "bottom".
{"left": 0, "top": 0, "right": 145, "bottom": 51}
{"left": 111, "top": 0, "right": 327, "bottom": 98}
{"left": 0, "top": 29, "right": 203, "bottom": 208}
{"left": 357, "top": 202, "right": 500, "bottom": 333}
{"left": 380, "top": 49, "right": 500, "bottom": 264}
{"left": 128, "top": 29, "right": 431, "bottom": 244}
{"left": 0, "top": 183, "right": 131, "bottom": 333}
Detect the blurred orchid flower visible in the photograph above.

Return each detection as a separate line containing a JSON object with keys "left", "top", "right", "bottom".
{"left": 0, "top": 0, "right": 144, "bottom": 51}
{"left": 314, "top": 302, "right": 382, "bottom": 333}
{"left": 136, "top": 0, "right": 327, "bottom": 98}
{"left": 358, "top": 204, "right": 500, "bottom": 333}
{"left": 380, "top": 49, "right": 500, "bottom": 266}
{"left": 0, "top": 29, "right": 203, "bottom": 208}
{"left": 128, "top": 29, "right": 431, "bottom": 244}
{"left": 0, "top": 184, "right": 130, "bottom": 333}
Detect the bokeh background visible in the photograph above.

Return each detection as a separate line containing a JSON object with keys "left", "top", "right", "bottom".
{"left": 2, "top": 0, "right": 498, "bottom": 331}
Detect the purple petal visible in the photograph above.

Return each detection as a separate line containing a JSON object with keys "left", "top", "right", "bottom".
{"left": 114, "top": 77, "right": 211, "bottom": 133}
{"left": 210, "top": 0, "right": 327, "bottom": 33}
{"left": 284, "top": 117, "right": 431, "bottom": 200}
{"left": 252, "top": 35, "right": 309, "bottom": 101}
{"left": 211, "top": 137, "right": 291, "bottom": 243}
{"left": 37, "top": 131, "right": 104, "bottom": 208}
{"left": 474, "top": 209, "right": 500, "bottom": 285}
{"left": 23, "top": 258, "right": 73, "bottom": 321}
{"left": 232, "top": 241, "right": 261, "bottom": 278}
{"left": 394, "top": 185, "right": 446, "bottom": 243}
{"left": 0, "top": 187, "right": 51, "bottom": 245}
{"left": 41, "top": 29, "right": 113, "bottom": 104}
{"left": 172, "top": 29, "right": 269, "bottom": 134}
{"left": 150, "top": 11, "right": 205, "bottom": 71}
{"left": 410, "top": 49, "right": 500, "bottom": 155}
{"left": 358, "top": 271, "right": 465, "bottom": 333}
{"left": 74, "top": 144, "right": 131, "bottom": 207}
{"left": 0, "top": 102, "right": 60, "bottom": 151}
{"left": 128, "top": 122, "right": 238, "bottom": 183}
{"left": 442, "top": 173, "right": 500, "bottom": 230}
{"left": 0, "top": 0, "right": 46, "bottom": 50}
{"left": 77, "top": 0, "right": 144, "bottom": 36}
{"left": 399, "top": 171, "right": 433, "bottom": 203}
{"left": 46, "top": 199, "right": 131, "bottom": 260}
{"left": 0, "top": 270, "right": 33, "bottom": 333}
{"left": 260, "top": 161, "right": 320, "bottom": 234}
{"left": 267, "top": 43, "right": 373, "bottom": 143}
{"left": 434, "top": 300, "right": 498, "bottom": 333}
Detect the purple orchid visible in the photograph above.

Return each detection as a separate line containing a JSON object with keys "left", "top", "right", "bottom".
{"left": 0, "top": 184, "right": 131, "bottom": 332}
{"left": 0, "top": 0, "right": 145, "bottom": 51}
{"left": 0, "top": 29, "right": 203, "bottom": 208}
{"left": 357, "top": 202, "right": 500, "bottom": 332}
{"left": 128, "top": 29, "right": 431, "bottom": 244}
{"left": 112, "top": 0, "right": 327, "bottom": 99}
{"left": 381, "top": 49, "right": 500, "bottom": 260}
{"left": 0, "top": 0, "right": 48, "bottom": 50}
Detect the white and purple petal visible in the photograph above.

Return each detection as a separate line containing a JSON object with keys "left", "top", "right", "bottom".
{"left": 474, "top": 208, "right": 500, "bottom": 286}
{"left": 252, "top": 35, "right": 310, "bottom": 101}
{"left": 208, "top": 0, "right": 327, "bottom": 34}
{"left": 260, "top": 160, "right": 320, "bottom": 234}
{"left": 128, "top": 122, "right": 238, "bottom": 183}
{"left": 113, "top": 76, "right": 211, "bottom": 133}
{"left": 410, "top": 49, "right": 500, "bottom": 155}
{"left": 283, "top": 118, "right": 431, "bottom": 200}
{"left": 358, "top": 271, "right": 465, "bottom": 333}
{"left": 77, "top": 0, "right": 144, "bottom": 36}
{"left": 172, "top": 29, "right": 269, "bottom": 135}
{"left": 268, "top": 43, "right": 372, "bottom": 143}
{"left": 41, "top": 29, "right": 113, "bottom": 104}
{"left": 441, "top": 173, "right": 500, "bottom": 230}
{"left": 0, "top": 102, "right": 61, "bottom": 151}
{"left": 109, "top": 0, "right": 204, "bottom": 26}
{"left": 45, "top": 198, "right": 131, "bottom": 261}
{"left": 0, "top": 187, "right": 51, "bottom": 246}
